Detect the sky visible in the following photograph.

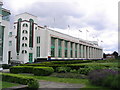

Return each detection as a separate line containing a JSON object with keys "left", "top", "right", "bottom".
{"left": 2, "top": 0, "right": 119, "bottom": 54}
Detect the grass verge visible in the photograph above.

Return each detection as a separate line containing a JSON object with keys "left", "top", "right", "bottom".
{"left": 0, "top": 81, "right": 20, "bottom": 88}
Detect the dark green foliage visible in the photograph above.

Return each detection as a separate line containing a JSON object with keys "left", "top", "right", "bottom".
{"left": 28, "top": 79, "right": 39, "bottom": 88}
{"left": 1, "top": 73, "right": 39, "bottom": 88}
{"left": 10, "top": 66, "right": 33, "bottom": 74}
{"left": 78, "top": 68, "right": 93, "bottom": 75}
{"left": 56, "top": 67, "right": 71, "bottom": 73}
{"left": 33, "top": 67, "right": 54, "bottom": 76}
{"left": 88, "top": 69, "right": 119, "bottom": 89}
{"left": 50, "top": 73, "right": 87, "bottom": 79}
{"left": 70, "top": 69, "right": 78, "bottom": 73}
{"left": 103, "top": 74, "right": 120, "bottom": 89}
{"left": 2, "top": 64, "right": 11, "bottom": 69}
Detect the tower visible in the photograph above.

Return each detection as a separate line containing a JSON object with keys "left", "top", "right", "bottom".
{"left": 13, "top": 12, "right": 38, "bottom": 63}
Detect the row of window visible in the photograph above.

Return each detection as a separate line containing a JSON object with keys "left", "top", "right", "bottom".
{"left": 51, "top": 37, "right": 101, "bottom": 58}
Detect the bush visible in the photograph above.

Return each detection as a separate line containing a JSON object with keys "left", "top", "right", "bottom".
{"left": 70, "top": 69, "right": 78, "bottom": 73}
{"left": 56, "top": 67, "right": 71, "bottom": 73}
{"left": 2, "top": 64, "right": 11, "bottom": 69}
{"left": 1, "top": 73, "right": 39, "bottom": 88}
{"left": 78, "top": 68, "right": 93, "bottom": 75}
{"left": 50, "top": 72, "right": 87, "bottom": 79}
{"left": 33, "top": 67, "right": 54, "bottom": 76}
{"left": 103, "top": 74, "right": 120, "bottom": 89}
{"left": 10, "top": 66, "right": 33, "bottom": 74}
{"left": 88, "top": 69, "right": 119, "bottom": 88}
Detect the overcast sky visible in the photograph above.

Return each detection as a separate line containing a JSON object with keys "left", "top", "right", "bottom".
{"left": 3, "top": 0, "right": 119, "bottom": 54}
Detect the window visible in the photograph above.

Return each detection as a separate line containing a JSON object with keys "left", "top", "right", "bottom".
{"left": 70, "top": 42, "right": 73, "bottom": 58}
{"left": 29, "top": 19, "right": 34, "bottom": 47}
{"left": 37, "top": 36, "right": 40, "bottom": 44}
{"left": 75, "top": 43, "right": 77, "bottom": 58}
{"left": 14, "top": 26, "right": 16, "bottom": 29}
{"left": 23, "top": 23, "right": 28, "bottom": 27}
{"left": 22, "top": 37, "right": 28, "bottom": 40}
{"left": 9, "top": 41, "right": 12, "bottom": 46}
{"left": 58, "top": 39, "right": 62, "bottom": 57}
{"left": 9, "top": 32, "right": 12, "bottom": 37}
{"left": 16, "top": 18, "right": 22, "bottom": 54}
{"left": 65, "top": 41, "right": 68, "bottom": 57}
{"left": 22, "top": 50, "right": 27, "bottom": 54}
{"left": 22, "top": 43, "right": 27, "bottom": 47}
{"left": 51, "top": 37, "right": 55, "bottom": 57}
{"left": 36, "top": 46, "right": 40, "bottom": 57}
{"left": 22, "top": 30, "right": 28, "bottom": 34}
{"left": 35, "top": 27, "right": 37, "bottom": 30}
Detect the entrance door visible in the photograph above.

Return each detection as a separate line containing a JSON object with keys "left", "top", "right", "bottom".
{"left": 8, "top": 51, "right": 11, "bottom": 64}
{"left": 29, "top": 53, "right": 33, "bottom": 63}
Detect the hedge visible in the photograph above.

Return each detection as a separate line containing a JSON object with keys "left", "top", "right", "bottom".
{"left": 33, "top": 67, "right": 54, "bottom": 76}
{"left": 1, "top": 73, "right": 39, "bottom": 88}
{"left": 10, "top": 66, "right": 33, "bottom": 74}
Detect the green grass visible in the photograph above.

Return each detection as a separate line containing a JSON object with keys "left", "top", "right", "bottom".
{"left": 0, "top": 81, "right": 20, "bottom": 88}
{"left": 16, "top": 73, "right": 110, "bottom": 89}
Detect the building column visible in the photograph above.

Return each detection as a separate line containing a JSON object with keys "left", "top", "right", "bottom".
{"left": 61, "top": 40, "right": 65, "bottom": 58}
{"left": 73, "top": 43, "right": 75, "bottom": 58}
{"left": 77, "top": 44, "right": 80, "bottom": 58}
{"left": 55, "top": 39, "right": 58, "bottom": 58}
{"left": 67, "top": 42, "right": 70, "bottom": 58}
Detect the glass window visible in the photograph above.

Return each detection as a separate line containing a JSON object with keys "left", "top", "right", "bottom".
{"left": 36, "top": 46, "right": 40, "bottom": 57}
{"left": 22, "top": 50, "right": 27, "bottom": 54}
{"left": 51, "top": 37, "right": 55, "bottom": 57}
{"left": 23, "top": 23, "right": 28, "bottom": 27}
{"left": 9, "top": 41, "right": 12, "bottom": 46}
{"left": 58, "top": 39, "right": 62, "bottom": 57}
{"left": 37, "top": 36, "right": 40, "bottom": 44}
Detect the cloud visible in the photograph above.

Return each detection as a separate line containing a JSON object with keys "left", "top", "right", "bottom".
{"left": 2, "top": 0, "right": 119, "bottom": 54}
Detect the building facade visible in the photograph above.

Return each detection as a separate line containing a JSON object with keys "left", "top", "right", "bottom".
{"left": 0, "top": 0, "right": 11, "bottom": 64}
{"left": 9, "top": 12, "right": 103, "bottom": 63}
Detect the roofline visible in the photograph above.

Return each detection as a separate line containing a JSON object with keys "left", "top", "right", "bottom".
{"left": 45, "top": 28, "right": 102, "bottom": 49}
{"left": 15, "top": 12, "right": 37, "bottom": 17}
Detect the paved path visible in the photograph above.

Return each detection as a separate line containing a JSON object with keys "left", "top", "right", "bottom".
{"left": 39, "top": 80, "right": 85, "bottom": 88}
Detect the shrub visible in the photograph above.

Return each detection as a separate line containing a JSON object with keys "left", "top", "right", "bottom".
{"left": 78, "top": 67, "right": 94, "bottom": 75}
{"left": 56, "top": 67, "right": 71, "bottom": 73}
{"left": 2, "top": 64, "right": 11, "bottom": 69}
{"left": 70, "top": 69, "right": 78, "bottom": 73}
{"left": 28, "top": 79, "right": 39, "bottom": 88}
{"left": 33, "top": 67, "right": 54, "bottom": 76}
{"left": 10, "top": 66, "right": 33, "bottom": 74}
{"left": 88, "top": 69, "right": 119, "bottom": 87}
{"left": 1, "top": 73, "right": 39, "bottom": 88}
{"left": 103, "top": 74, "right": 120, "bottom": 89}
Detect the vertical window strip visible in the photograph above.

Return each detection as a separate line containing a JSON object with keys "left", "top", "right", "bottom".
{"left": 16, "top": 18, "right": 22, "bottom": 54}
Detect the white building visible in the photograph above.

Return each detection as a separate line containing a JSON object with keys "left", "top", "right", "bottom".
{"left": 9, "top": 12, "right": 103, "bottom": 63}
{"left": 0, "top": 0, "right": 11, "bottom": 64}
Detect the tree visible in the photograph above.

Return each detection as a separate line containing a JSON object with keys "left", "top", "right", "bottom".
{"left": 103, "top": 53, "right": 106, "bottom": 58}
{"left": 112, "top": 51, "right": 118, "bottom": 58}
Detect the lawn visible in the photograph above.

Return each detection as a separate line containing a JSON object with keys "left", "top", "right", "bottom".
{"left": 16, "top": 73, "right": 111, "bottom": 89}
{"left": 0, "top": 81, "right": 20, "bottom": 88}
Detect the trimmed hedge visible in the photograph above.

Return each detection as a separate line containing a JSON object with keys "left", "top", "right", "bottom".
{"left": 33, "top": 67, "right": 54, "bottom": 76}
{"left": 1, "top": 73, "right": 39, "bottom": 88}
{"left": 56, "top": 67, "right": 71, "bottom": 73}
{"left": 10, "top": 66, "right": 33, "bottom": 74}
